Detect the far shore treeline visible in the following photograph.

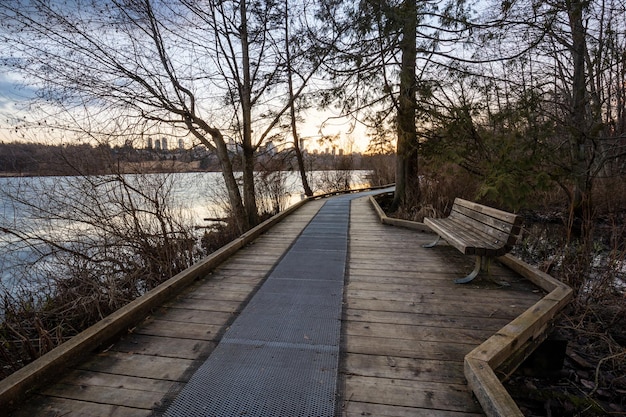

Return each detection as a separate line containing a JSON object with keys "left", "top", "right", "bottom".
{"left": 0, "top": 141, "right": 387, "bottom": 178}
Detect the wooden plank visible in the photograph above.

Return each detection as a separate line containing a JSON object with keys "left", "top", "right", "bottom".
{"left": 181, "top": 290, "right": 250, "bottom": 302}
{"left": 202, "top": 271, "right": 266, "bottom": 283}
{"left": 343, "top": 375, "right": 481, "bottom": 413}
{"left": 347, "top": 281, "right": 542, "bottom": 300}
{"left": 41, "top": 383, "right": 164, "bottom": 410}
{"left": 207, "top": 267, "right": 269, "bottom": 277}
{"left": 9, "top": 395, "right": 151, "bottom": 417}
{"left": 187, "top": 282, "right": 258, "bottom": 293}
{"left": 347, "top": 269, "right": 531, "bottom": 286}
{"left": 55, "top": 369, "right": 177, "bottom": 393}
{"left": 343, "top": 353, "right": 466, "bottom": 385}
{"left": 345, "top": 287, "right": 537, "bottom": 313}
{"left": 345, "top": 309, "right": 512, "bottom": 331}
{"left": 345, "top": 321, "right": 492, "bottom": 345}
{"left": 465, "top": 358, "right": 524, "bottom": 417}
{"left": 111, "top": 334, "right": 215, "bottom": 359}
{"left": 162, "top": 298, "right": 242, "bottom": 312}
{"left": 345, "top": 298, "right": 527, "bottom": 320}
{"left": 78, "top": 351, "right": 193, "bottom": 381}
{"left": 134, "top": 319, "right": 222, "bottom": 341}
{"left": 345, "top": 335, "right": 475, "bottom": 361}
{"left": 210, "top": 262, "right": 271, "bottom": 271}
{"left": 342, "top": 401, "right": 483, "bottom": 417}
{"left": 151, "top": 307, "right": 233, "bottom": 325}
{"left": 347, "top": 277, "right": 542, "bottom": 302}
{"left": 347, "top": 266, "right": 541, "bottom": 291}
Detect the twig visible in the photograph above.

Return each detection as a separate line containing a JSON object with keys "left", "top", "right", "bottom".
{"left": 591, "top": 351, "right": 626, "bottom": 396}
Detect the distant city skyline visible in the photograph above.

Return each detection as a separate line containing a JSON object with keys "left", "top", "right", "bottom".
{"left": 0, "top": 71, "right": 371, "bottom": 154}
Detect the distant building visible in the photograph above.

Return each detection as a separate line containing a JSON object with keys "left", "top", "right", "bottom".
{"left": 147, "top": 137, "right": 153, "bottom": 150}
{"left": 226, "top": 137, "right": 238, "bottom": 153}
{"left": 161, "top": 137, "right": 168, "bottom": 151}
{"left": 261, "top": 140, "right": 276, "bottom": 156}
{"left": 154, "top": 139, "right": 161, "bottom": 151}
{"left": 178, "top": 139, "right": 185, "bottom": 150}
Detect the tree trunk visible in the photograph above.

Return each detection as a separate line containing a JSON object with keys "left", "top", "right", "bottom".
{"left": 213, "top": 134, "right": 249, "bottom": 234}
{"left": 240, "top": 0, "right": 259, "bottom": 228}
{"left": 292, "top": 131, "right": 313, "bottom": 197}
{"left": 567, "top": 0, "right": 591, "bottom": 238}
{"left": 392, "top": 0, "right": 419, "bottom": 210}
{"left": 284, "top": 0, "right": 313, "bottom": 197}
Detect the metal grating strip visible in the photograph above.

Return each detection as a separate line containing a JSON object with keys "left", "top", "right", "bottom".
{"left": 163, "top": 197, "right": 353, "bottom": 417}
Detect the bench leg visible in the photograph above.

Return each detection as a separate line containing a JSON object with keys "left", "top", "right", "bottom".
{"left": 455, "top": 256, "right": 482, "bottom": 284}
{"left": 422, "top": 235, "right": 441, "bottom": 248}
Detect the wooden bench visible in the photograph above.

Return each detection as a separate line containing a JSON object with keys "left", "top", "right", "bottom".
{"left": 423, "top": 198, "right": 523, "bottom": 284}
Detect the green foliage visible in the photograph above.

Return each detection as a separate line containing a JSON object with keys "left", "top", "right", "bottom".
{"left": 475, "top": 133, "right": 554, "bottom": 211}
{"left": 422, "top": 88, "right": 560, "bottom": 211}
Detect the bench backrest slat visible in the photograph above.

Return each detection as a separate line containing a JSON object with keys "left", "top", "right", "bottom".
{"left": 448, "top": 211, "right": 514, "bottom": 247}
{"left": 454, "top": 198, "right": 522, "bottom": 226}
{"left": 450, "top": 198, "right": 522, "bottom": 246}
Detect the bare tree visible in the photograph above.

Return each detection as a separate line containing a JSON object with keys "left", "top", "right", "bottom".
{"left": 0, "top": 0, "right": 330, "bottom": 232}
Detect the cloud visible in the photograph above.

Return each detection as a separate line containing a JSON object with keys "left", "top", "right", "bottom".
{"left": 0, "top": 71, "right": 35, "bottom": 112}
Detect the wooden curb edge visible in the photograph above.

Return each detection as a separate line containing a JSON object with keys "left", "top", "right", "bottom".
{"left": 368, "top": 193, "right": 573, "bottom": 417}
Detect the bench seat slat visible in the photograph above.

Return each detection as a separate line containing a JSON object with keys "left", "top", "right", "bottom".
{"left": 424, "top": 217, "right": 475, "bottom": 255}
{"left": 424, "top": 199, "right": 522, "bottom": 256}
{"left": 445, "top": 217, "right": 509, "bottom": 250}
{"left": 424, "top": 217, "right": 509, "bottom": 256}
{"left": 424, "top": 217, "right": 505, "bottom": 255}
{"left": 423, "top": 198, "right": 523, "bottom": 283}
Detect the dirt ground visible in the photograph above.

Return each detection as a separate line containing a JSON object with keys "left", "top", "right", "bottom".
{"left": 505, "top": 294, "right": 626, "bottom": 416}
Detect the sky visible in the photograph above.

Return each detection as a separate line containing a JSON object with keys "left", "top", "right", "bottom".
{"left": 0, "top": 69, "right": 370, "bottom": 153}
{"left": 0, "top": 73, "right": 27, "bottom": 116}
{"left": 0, "top": 0, "right": 378, "bottom": 154}
{"left": 0, "top": 74, "right": 25, "bottom": 142}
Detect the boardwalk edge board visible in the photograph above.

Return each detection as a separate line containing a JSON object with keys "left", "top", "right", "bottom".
{"left": 0, "top": 185, "right": 391, "bottom": 410}
{"left": 368, "top": 193, "right": 573, "bottom": 417}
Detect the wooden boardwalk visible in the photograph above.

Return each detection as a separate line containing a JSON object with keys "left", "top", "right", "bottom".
{"left": 8, "top": 195, "right": 543, "bottom": 417}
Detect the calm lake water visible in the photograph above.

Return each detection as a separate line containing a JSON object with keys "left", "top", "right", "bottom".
{"left": 0, "top": 170, "right": 369, "bottom": 290}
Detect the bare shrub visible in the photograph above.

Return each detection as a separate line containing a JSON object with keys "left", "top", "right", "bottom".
{"left": 365, "top": 153, "right": 396, "bottom": 186}
{"left": 255, "top": 165, "right": 291, "bottom": 216}
{"left": 0, "top": 172, "right": 200, "bottom": 378}
{"left": 391, "top": 162, "right": 481, "bottom": 222}
{"left": 314, "top": 170, "right": 352, "bottom": 193}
